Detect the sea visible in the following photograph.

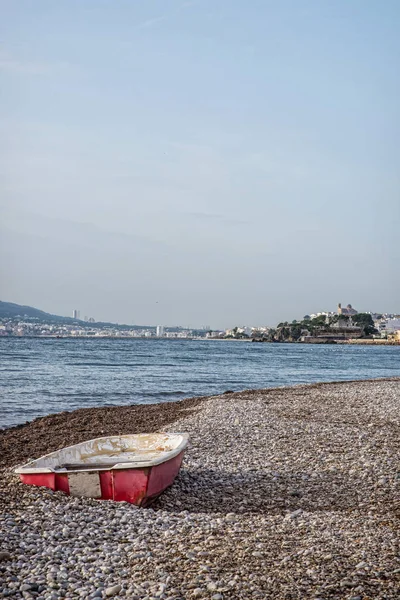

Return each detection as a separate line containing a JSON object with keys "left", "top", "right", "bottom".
{"left": 1, "top": 337, "right": 399, "bottom": 428}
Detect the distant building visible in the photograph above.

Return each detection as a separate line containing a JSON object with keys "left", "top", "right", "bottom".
{"left": 206, "top": 330, "right": 224, "bottom": 338}
{"left": 337, "top": 303, "right": 358, "bottom": 316}
{"left": 237, "top": 326, "right": 252, "bottom": 337}
{"left": 72, "top": 309, "right": 80, "bottom": 320}
{"left": 331, "top": 316, "right": 360, "bottom": 330}
{"left": 389, "top": 330, "right": 400, "bottom": 342}
{"left": 309, "top": 312, "right": 335, "bottom": 319}
{"left": 385, "top": 319, "right": 400, "bottom": 333}
{"left": 156, "top": 325, "right": 165, "bottom": 337}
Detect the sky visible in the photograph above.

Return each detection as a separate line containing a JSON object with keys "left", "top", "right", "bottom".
{"left": 0, "top": 0, "right": 399, "bottom": 328}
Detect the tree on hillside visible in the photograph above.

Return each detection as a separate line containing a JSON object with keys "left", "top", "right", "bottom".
{"left": 310, "top": 315, "right": 327, "bottom": 327}
{"left": 352, "top": 313, "right": 377, "bottom": 336}
{"left": 290, "top": 325, "right": 303, "bottom": 340}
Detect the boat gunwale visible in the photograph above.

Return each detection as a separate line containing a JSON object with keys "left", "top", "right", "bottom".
{"left": 14, "top": 432, "right": 189, "bottom": 474}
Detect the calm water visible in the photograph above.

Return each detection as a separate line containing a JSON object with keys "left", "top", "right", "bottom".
{"left": 1, "top": 338, "right": 399, "bottom": 428}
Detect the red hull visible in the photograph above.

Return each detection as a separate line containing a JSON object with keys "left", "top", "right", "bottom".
{"left": 19, "top": 450, "right": 184, "bottom": 506}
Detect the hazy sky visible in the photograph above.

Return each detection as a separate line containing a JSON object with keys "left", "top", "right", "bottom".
{"left": 1, "top": 0, "right": 399, "bottom": 328}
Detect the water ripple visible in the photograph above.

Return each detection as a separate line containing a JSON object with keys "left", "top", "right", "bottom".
{"left": 1, "top": 338, "right": 399, "bottom": 427}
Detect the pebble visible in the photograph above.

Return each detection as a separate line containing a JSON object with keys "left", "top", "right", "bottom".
{"left": 1, "top": 379, "right": 399, "bottom": 600}
{"left": 288, "top": 509, "right": 303, "bottom": 519}
{"left": 0, "top": 551, "right": 12, "bottom": 562}
{"left": 105, "top": 584, "right": 122, "bottom": 597}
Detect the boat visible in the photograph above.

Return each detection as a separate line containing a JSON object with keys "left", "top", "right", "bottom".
{"left": 15, "top": 432, "right": 189, "bottom": 506}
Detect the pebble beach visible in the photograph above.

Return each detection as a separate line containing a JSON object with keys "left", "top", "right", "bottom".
{"left": 1, "top": 379, "right": 399, "bottom": 599}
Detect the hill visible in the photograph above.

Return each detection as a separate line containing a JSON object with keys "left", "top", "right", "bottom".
{"left": 0, "top": 301, "right": 205, "bottom": 333}
{"left": 0, "top": 301, "right": 78, "bottom": 323}
{"left": 0, "top": 301, "right": 147, "bottom": 329}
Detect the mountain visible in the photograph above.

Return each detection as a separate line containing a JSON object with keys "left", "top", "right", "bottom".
{"left": 0, "top": 301, "right": 202, "bottom": 332}
{"left": 0, "top": 301, "right": 147, "bottom": 329}
{"left": 0, "top": 301, "right": 84, "bottom": 324}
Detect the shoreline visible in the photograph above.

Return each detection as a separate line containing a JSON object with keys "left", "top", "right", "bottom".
{"left": 2, "top": 375, "right": 400, "bottom": 438}
{"left": 2, "top": 335, "right": 399, "bottom": 344}
{"left": 1, "top": 378, "right": 399, "bottom": 599}
{"left": 1, "top": 376, "right": 400, "bottom": 462}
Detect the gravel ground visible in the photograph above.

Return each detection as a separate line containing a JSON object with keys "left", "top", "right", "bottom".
{"left": 1, "top": 379, "right": 399, "bottom": 599}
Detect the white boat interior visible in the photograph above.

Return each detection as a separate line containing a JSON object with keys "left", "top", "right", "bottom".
{"left": 15, "top": 433, "right": 189, "bottom": 474}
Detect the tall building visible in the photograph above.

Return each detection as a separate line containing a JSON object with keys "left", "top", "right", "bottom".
{"left": 156, "top": 325, "right": 165, "bottom": 337}
{"left": 72, "top": 309, "right": 80, "bottom": 320}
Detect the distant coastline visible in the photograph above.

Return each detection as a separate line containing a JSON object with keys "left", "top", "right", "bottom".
{"left": 1, "top": 335, "right": 399, "bottom": 345}
{"left": 1, "top": 300, "right": 399, "bottom": 344}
